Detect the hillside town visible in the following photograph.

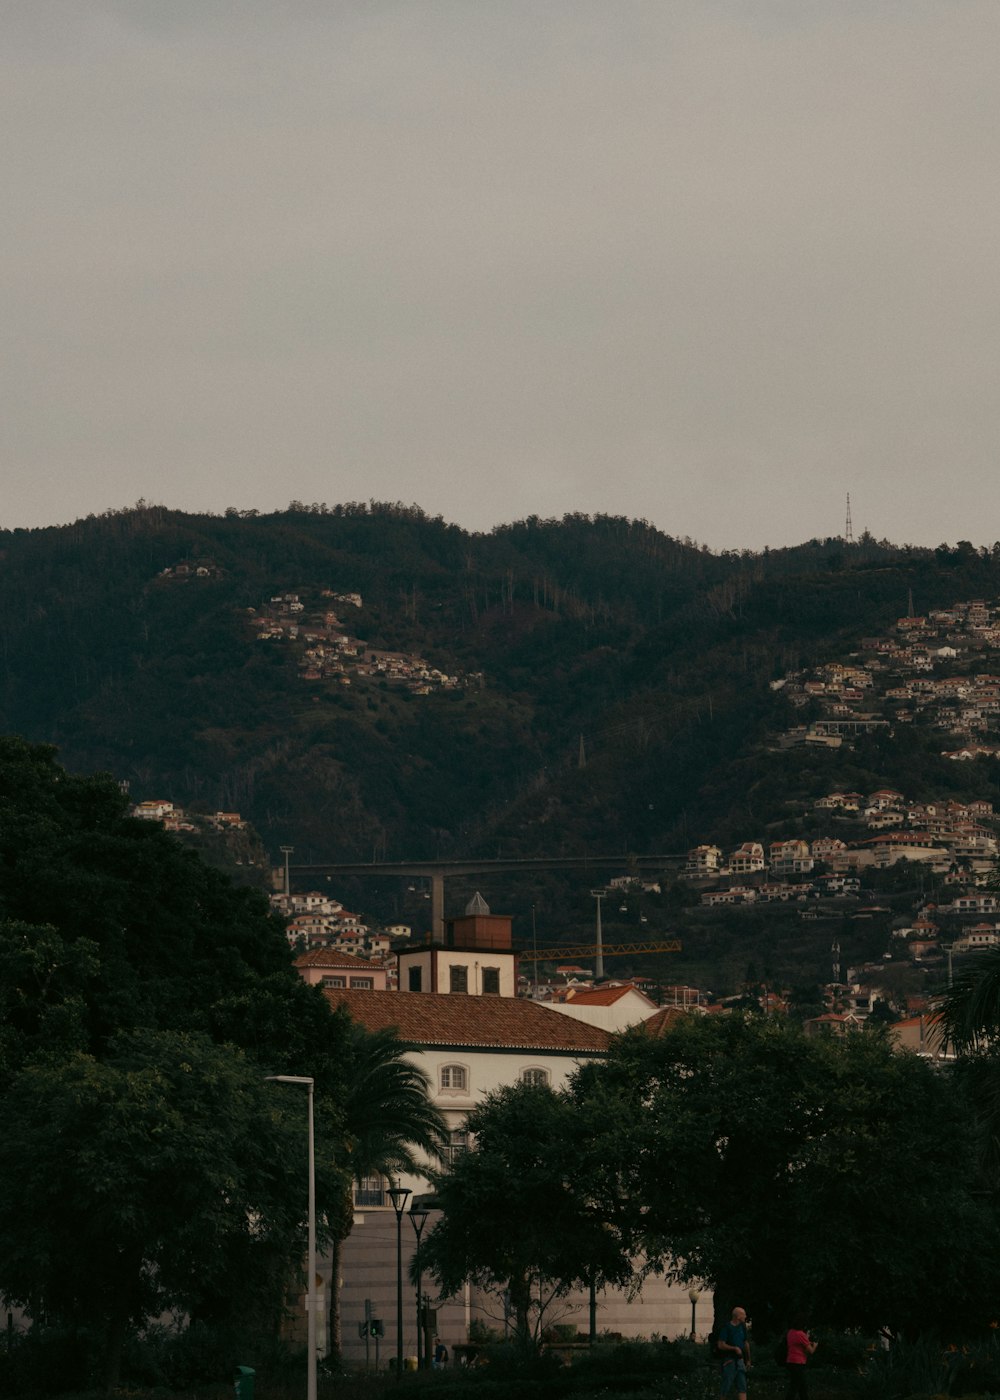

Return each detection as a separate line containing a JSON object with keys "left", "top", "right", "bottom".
{"left": 128, "top": 778, "right": 997, "bottom": 1047}
{"left": 247, "top": 589, "right": 478, "bottom": 694}
{"left": 688, "top": 788, "right": 996, "bottom": 900}
{"left": 775, "top": 595, "right": 1000, "bottom": 756}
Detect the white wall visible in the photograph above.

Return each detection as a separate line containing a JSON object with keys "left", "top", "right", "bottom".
{"left": 548, "top": 992, "right": 658, "bottom": 1033}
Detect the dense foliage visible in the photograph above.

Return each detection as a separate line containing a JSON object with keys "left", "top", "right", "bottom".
{"left": 0, "top": 736, "right": 439, "bottom": 1389}
{"left": 419, "top": 1083, "right": 633, "bottom": 1347}
{"left": 423, "top": 1015, "right": 1000, "bottom": 1344}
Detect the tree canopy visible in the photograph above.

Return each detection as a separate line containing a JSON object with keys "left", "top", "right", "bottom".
{"left": 569, "top": 1015, "right": 999, "bottom": 1337}
{"left": 421, "top": 1013, "right": 1000, "bottom": 1345}
{"left": 419, "top": 1081, "right": 633, "bottom": 1347}
{"left": 0, "top": 736, "right": 435, "bottom": 1388}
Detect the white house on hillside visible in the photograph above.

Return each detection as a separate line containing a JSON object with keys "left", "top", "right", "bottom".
{"left": 549, "top": 983, "right": 660, "bottom": 1033}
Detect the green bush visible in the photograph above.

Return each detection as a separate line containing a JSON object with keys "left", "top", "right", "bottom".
{"left": 0, "top": 1325, "right": 103, "bottom": 1396}
{"left": 858, "top": 1333, "right": 1000, "bottom": 1398}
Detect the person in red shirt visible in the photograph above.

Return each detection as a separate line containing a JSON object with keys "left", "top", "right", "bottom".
{"left": 782, "top": 1320, "right": 817, "bottom": 1399}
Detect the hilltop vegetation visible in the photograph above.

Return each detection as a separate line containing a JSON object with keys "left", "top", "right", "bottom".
{"left": 3, "top": 503, "right": 1000, "bottom": 981}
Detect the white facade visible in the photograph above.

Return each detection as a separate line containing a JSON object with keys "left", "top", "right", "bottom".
{"left": 548, "top": 986, "right": 660, "bottom": 1033}
{"left": 322, "top": 891, "right": 707, "bottom": 1366}
{"left": 400, "top": 945, "right": 517, "bottom": 998}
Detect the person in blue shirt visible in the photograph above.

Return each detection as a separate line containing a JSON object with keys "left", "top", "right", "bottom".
{"left": 718, "top": 1306, "right": 750, "bottom": 1399}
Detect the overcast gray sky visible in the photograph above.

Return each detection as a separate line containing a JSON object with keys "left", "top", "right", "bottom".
{"left": 3, "top": 2, "right": 998, "bottom": 550}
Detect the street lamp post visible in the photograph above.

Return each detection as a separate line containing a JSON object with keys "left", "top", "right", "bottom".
{"left": 387, "top": 1182, "right": 411, "bottom": 1374}
{"left": 687, "top": 1286, "right": 700, "bottom": 1341}
{"left": 409, "top": 1203, "right": 429, "bottom": 1367}
{"left": 265, "top": 1076, "right": 316, "bottom": 1400}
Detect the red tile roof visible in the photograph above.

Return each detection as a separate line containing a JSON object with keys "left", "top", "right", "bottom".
{"left": 323, "top": 989, "right": 611, "bottom": 1054}
{"left": 295, "top": 949, "right": 376, "bottom": 969}
{"left": 635, "top": 1006, "right": 692, "bottom": 1037}
{"left": 565, "top": 986, "right": 652, "bottom": 1007}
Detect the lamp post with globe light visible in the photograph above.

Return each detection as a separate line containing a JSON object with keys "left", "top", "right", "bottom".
{"left": 687, "top": 1286, "right": 700, "bottom": 1341}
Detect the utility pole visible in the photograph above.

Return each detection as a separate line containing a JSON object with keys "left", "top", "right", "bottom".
{"left": 590, "top": 888, "right": 607, "bottom": 980}
{"left": 531, "top": 903, "right": 539, "bottom": 996}
{"left": 280, "top": 845, "right": 294, "bottom": 898}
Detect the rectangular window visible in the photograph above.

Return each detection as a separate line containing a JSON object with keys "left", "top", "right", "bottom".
{"left": 408, "top": 966, "right": 423, "bottom": 992}
{"left": 444, "top": 1129, "right": 469, "bottom": 1165}
{"left": 349, "top": 977, "right": 373, "bottom": 989}
{"left": 353, "top": 1175, "right": 386, "bottom": 1208}
{"left": 449, "top": 965, "right": 469, "bottom": 994}
{"left": 482, "top": 967, "right": 500, "bottom": 995}
{"left": 321, "top": 976, "right": 346, "bottom": 988}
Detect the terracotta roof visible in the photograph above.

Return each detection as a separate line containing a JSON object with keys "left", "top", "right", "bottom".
{"left": 636, "top": 1006, "right": 692, "bottom": 1037}
{"left": 565, "top": 986, "right": 653, "bottom": 1007}
{"left": 295, "top": 949, "right": 376, "bottom": 969}
{"left": 322, "top": 989, "right": 611, "bottom": 1054}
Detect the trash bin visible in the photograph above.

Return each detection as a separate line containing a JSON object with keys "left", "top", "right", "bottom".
{"left": 234, "top": 1365, "right": 255, "bottom": 1400}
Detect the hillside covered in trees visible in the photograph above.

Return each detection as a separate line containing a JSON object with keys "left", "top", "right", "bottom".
{"left": 3, "top": 502, "right": 1000, "bottom": 981}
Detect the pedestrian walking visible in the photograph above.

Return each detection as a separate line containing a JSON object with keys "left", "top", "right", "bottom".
{"left": 782, "top": 1319, "right": 817, "bottom": 1400}
{"left": 718, "top": 1306, "right": 750, "bottom": 1399}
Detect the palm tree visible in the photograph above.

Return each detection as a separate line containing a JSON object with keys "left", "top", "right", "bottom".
{"left": 328, "top": 1022, "right": 448, "bottom": 1355}
{"left": 936, "top": 947, "right": 1000, "bottom": 1171}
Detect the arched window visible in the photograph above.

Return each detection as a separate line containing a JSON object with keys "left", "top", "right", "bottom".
{"left": 440, "top": 1064, "right": 468, "bottom": 1093}
{"left": 520, "top": 1067, "right": 550, "bottom": 1088}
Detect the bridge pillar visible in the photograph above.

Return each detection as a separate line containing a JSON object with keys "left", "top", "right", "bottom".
{"left": 431, "top": 873, "right": 445, "bottom": 943}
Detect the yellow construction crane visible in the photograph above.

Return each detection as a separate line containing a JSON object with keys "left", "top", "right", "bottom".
{"left": 517, "top": 939, "right": 681, "bottom": 961}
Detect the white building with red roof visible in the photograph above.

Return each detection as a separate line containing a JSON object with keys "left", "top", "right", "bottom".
{"left": 549, "top": 982, "right": 660, "bottom": 1033}
{"left": 320, "top": 895, "right": 702, "bottom": 1362}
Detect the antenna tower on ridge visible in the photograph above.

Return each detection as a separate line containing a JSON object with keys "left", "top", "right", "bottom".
{"left": 844, "top": 493, "right": 854, "bottom": 545}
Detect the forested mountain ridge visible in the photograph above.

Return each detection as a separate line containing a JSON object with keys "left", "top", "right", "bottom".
{"left": 2, "top": 503, "right": 999, "bottom": 914}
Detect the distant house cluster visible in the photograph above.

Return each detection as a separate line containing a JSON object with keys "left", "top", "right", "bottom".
{"left": 272, "top": 889, "right": 405, "bottom": 982}
{"left": 687, "top": 788, "right": 996, "bottom": 906}
{"left": 689, "top": 791, "right": 995, "bottom": 889}
{"left": 774, "top": 597, "right": 1000, "bottom": 753}
{"left": 131, "top": 799, "right": 245, "bottom": 835}
{"left": 247, "top": 590, "right": 475, "bottom": 695}
{"left": 156, "top": 558, "right": 224, "bottom": 581}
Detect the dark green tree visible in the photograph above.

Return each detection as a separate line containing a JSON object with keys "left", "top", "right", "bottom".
{"left": 0, "top": 737, "right": 454, "bottom": 1385}
{"left": 935, "top": 942, "right": 1000, "bottom": 1171}
{"left": 0, "top": 1032, "right": 328, "bottom": 1389}
{"left": 937, "top": 946, "right": 1000, "bottom": 1055}
{"left": 570, "top": 1014, "right": 998, "bottom": 1337}
{"left": 419, "top": 1082, "right": 633, "bottom": 1349}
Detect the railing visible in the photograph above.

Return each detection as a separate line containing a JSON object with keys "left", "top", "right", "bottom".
{"left": 354, "top": 1182, "right": 386, "bottom": 1208}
